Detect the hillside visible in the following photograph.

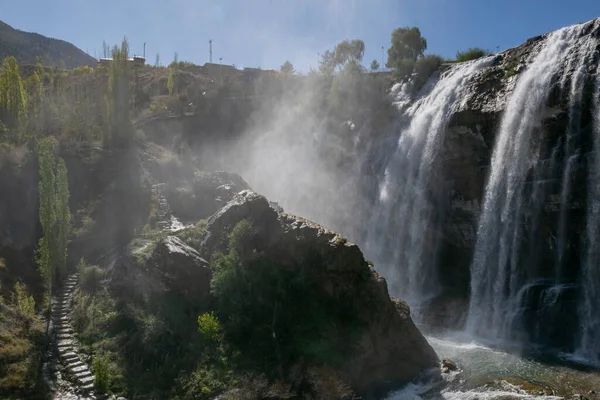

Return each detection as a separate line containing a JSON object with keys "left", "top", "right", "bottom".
{"left": 0, "top": 20, "right": 95, "bottom": 68}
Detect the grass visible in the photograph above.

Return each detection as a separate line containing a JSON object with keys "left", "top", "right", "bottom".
{"left": 174, "top": 219, "right": 208, "bottom": 250}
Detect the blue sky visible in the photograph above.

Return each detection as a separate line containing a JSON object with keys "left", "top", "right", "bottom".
{"left": 1, "top": 0, "right": 599, "bottom": 72}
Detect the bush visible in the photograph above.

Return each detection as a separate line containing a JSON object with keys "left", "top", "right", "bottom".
{"left": 12, "top": 282, "right": 35, "bottom": 317}
{"left": 198, "top": 312, "right": 221, "bottom": 342}
{"left": 175, "top": 365, "right": 231, "bottom": 400}
{"left": 174, "top": 219, "right": 208, "bottom": 250}
{"left": 80, "top": 263, "right": 103, "bottom": 294}
{"left": 393, "top": 58, "right": 416, "bottom": 81}
{"left": 414, "top": 54, "right": 443, "bottom": 89}
{"left": 456, "top": 47, "right": 490, "bottom": 63}
{"left": 211, "top": 220, "right": 363, "bottom": 373}
{"left": 93, "top": 355, "right": 110, "bottom": 393}
{"left": 72, "top": 66, "right": 94, "bottom": 75}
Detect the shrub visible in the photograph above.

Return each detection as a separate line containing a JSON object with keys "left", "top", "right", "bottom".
{"left": 211, "top": 220, "right": 363, "bottom": 374}
{"left": 198, "top": 312, "right": 222, "bottom": 342}
{"left": 93, "top": 355, "right": 110, "bottom": 393}
{"left": 414, "top": 54, "right": 443, "bottom": 89}
{"left": 80, "top": 264, "right": 103, "bottom": 294}
{"left": 174, "top": 219, "right": 208, "bottom": 250}
{"left": 12, "top": 282, "right": 35, "bottom": 317}
{"left": 393, "top": 58, "right": 416, "bottom": 81}
{"left": 72, "top": 65, "right": 94, "bottom": 75}
{"left": 456, "top": 47, "right": 490, "bottom": 63}
{"left": 176, "top": 366, "right": 230, "bottom": 400}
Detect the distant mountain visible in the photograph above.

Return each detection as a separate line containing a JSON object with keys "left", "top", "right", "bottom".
{"left": 0, "top": 20, "right": 96, "bottom": 68}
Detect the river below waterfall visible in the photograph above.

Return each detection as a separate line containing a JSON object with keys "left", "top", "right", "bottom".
{"left": 388, "top": 332, "right": 600, "bottom": 399}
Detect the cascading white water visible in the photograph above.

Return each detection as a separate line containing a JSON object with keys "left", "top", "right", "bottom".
{"left": 555, "top": 37, "right": 596, "bottom": 278}
{"left": 364, "top": 58, "right": 490, "bottom": 314}
{"left": 466, "top": 23, "right": 590, "bottom": 341}
{"left": 576, "top": 61, "right": 600, "bottom": 365}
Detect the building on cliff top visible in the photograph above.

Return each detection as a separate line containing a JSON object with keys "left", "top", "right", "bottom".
{"left": 97, "top": 56, "right": 146, "bottom": 67}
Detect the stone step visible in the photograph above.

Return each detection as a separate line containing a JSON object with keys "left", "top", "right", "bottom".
{"left": 54, "top": 316, "right": 70, "bottom": 322}
{"left": 57, "top": 333, "right": 72, "bottom": 340}
{"left": 61, "top": 352, "right": 79, "bottom": 362}
{"left": 72, "top": 365, "right": 91, "bottom": 375}
{"left": 55, "top": 328, "right": 73, "bottom": 335}
{"left": 67, "top": 360, "right": 85, "bottom": 369}
{"left": 79, "top": 374, "right": 95, "bottom": 384}
{"left": 81, "top": 382, "right": 95, "bottom": 392}
{"left": 57, "top": 339, "right": 74, "bottom": 348}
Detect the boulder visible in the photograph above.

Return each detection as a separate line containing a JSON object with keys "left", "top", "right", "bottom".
{"left": 201, "top": 190, "right": 439, "bottom": 396}
{"left": 148, "top": 236, "right": 212, "bottom": 303}
{"left": 441, "top": 359, "right": 458, "bottom": 373}
{"left": 166, "top": 170, "right": 250, "bottom": 221}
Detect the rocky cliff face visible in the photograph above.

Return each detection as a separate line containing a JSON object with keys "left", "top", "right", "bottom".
{"left": 413, "top": 19, "right": 600, "bottom": 352}
{"left": 200, "top": 190, "right": 439, "bottom": 396}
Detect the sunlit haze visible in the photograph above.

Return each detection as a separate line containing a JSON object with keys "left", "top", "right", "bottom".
{"left": 1, "top": 0, "right": 599, "bottom": 71}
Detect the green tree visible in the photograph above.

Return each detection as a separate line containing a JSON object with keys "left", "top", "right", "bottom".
{"left": 370, "top": 59, "right": 380, "bottom": 71}
{"left": 35, "top": 137, "right": 71, "bottom": 299}
{"left": 333, "top": 39, "right": 365, "bottom": 67}
{"left": 386, "top": 27, "right": 427, "bottom": 79}
{"left": 167, "top": 66, "right": 175, "bottom": 95}
{"left": 280, "top": 60, "right": 295, "bottom": 75}
{"left": 198, "top": 312, "right": 222, "bottom": 342}
{"left": 0, "top": 56, "right": 29, "bottom": 133}
{"left": 319, "top": 50, "right": 336, "bottom": 75}
{"left": 107, "top": 38, "right": 132, "bottom": 145}
{"left": 456, "top": 47, "right": 490, "bottom": 62}
{"left": 414, "top": 54, "right": 443, "bottom": 88}
{"left": 12, "top": 282, "right": 35, "bottom": 317}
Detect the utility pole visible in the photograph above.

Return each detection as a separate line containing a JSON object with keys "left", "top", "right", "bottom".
{"left": 381, "top": 46, "right": 385, "bottom": 98}
{"left": 209, "top": 39, "right": 213, "bottom": 63}
{"left": 317, "top": 52, "right": 320, "bottom": 73}
{"left": 219, "top": 57, "right": 223, "bottom": 83}
{"left": 143, "top": 42, "right": 146, "bottom": 59}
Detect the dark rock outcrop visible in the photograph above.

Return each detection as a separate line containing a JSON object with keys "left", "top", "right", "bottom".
{"left": 201, "top": 190, "right": 439, "bottom": 396}
{"left": 147, "top": 236, "right": 211, "bottom": 303}
{"left": 166, "top": 170, "right": 250, "bottom": 222}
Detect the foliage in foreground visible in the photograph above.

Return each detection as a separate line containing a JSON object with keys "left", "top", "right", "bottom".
{"left": 210, "top": 219, "right": 363, "bottom": 374}
{"left": 0, "top": 282, "right": 46, "bottom": 399}
{"left": 71, "top": 217, "right": 364, "bottom": 399}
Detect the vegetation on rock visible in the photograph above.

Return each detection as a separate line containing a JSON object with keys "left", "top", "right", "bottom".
{"left": 456, "top": 47, "right": 491, "bottom": 62}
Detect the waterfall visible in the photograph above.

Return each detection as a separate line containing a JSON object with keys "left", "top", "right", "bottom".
{"left": 364, "top": 58, "right": 489, "bottom": 315}
{"left": 555, "top": 37, "right": 595, "bottom": 279}
{"left": 466, "top": 23, "right": 592, "bottom": 341}
{"left": 576, "top": 61, "right": 600, "bottom": 365}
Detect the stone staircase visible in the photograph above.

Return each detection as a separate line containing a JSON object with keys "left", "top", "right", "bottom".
{"left": 51, "top": 273, "right": 107, "bottom": 399}
{"left": 151, "top": 183, "right": 171, "bottom": 231}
